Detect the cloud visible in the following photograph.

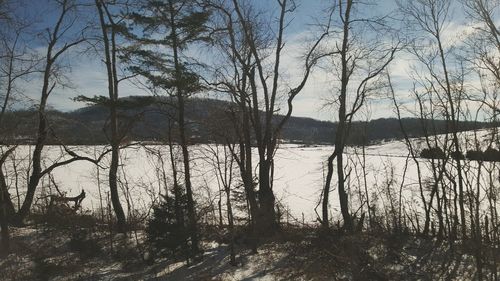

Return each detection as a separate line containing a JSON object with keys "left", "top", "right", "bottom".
{"left": 11, "top": 0, "right": 492, "bottom": 124}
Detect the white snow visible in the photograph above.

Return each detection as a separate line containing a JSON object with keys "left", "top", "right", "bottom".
{"left": 1, "top": 127, "right": 499, "bottom": 225}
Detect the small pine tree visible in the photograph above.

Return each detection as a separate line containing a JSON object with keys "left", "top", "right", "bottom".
{"left": 147, "top": 189, "right": 190, "bottom": 261}
{"left": 123, "top": 0, "right": 210, "bottom": 255}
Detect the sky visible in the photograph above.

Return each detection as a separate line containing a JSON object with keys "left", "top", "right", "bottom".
{"left": 4, "top": 0, "right": 485, "bottom": 122}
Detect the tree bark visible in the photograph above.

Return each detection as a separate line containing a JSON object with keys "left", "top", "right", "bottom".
{"left": 257, "top": 158, "right": 277, "bottom": 234}
{"left": 322, "top": 153, "right": 335, "bottom": 228}
{"left": 14, "top": 0, "right": 84, "bottom": 224}
{"left": 15, "top": 63, "right": 50, "bottom": 223}
{"left": 0, "top": 170, "right": 11, "bottom": 255}
{"left": 322, "top": 0, "right": 353, "bottom": 231}
{"left": 96, "top": 0, "right": 127, "bottom": 232}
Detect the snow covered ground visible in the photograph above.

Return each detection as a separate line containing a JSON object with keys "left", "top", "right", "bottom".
{"left": 2, "top": 127, "right": 499, "bottom": 224}
{"left": 2, "top": 128, "right": 500, "bottom": 280}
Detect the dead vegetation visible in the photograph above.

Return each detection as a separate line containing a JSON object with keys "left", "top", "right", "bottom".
{"left": 1, "top": 215, "right": 498, "bottom": 281}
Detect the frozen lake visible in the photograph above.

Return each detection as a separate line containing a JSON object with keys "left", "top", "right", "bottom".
{"left": 2, "top": 129, "right": 499, "bottom": 225}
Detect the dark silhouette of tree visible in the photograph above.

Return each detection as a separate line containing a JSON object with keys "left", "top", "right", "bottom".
{"left": 321, "top": 0, "right": 399, "bottom": 231}
{"left": 208, "top": 0, "right": 331, "bottom": 236}
{"left": 14, "top": 0, "right": 88, "bottom": 224}
{"left": 123, "top": 0, "right": 210, "bottom": 257}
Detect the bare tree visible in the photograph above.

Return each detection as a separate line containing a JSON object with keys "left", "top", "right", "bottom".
{"left": 95, "top": 0, "right": 127, "bottom": 232}
{"left": 14, "top": 0, "right": 88, "bottom": 223}
{"left": 463, "top": 0, "right": 500, "bottom": 84}
{"left": 0, "top": 146, "right": 15, "bottom": 255}
{"left": 0, "top": 28, "right": 38, "bottom": 127}
{"left": 321, "top": 0, "right": 399, "bottom": 231}
{"left": 462, "top": 0, "right": 500, "bottom": 277}
{"left": 201, "top": 142, "right": 237, "bottom": 265}
{"left": 0, "top": 1, "right": 38, "bottom": 252}
{"left": 208, "top": 0, "right": 330, "bottom": 235}
{"left": 399, "top": 0, "right": 469, "bottom": 239}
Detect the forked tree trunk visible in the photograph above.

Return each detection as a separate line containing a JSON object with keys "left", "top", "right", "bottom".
{"left": 14, "top": 0, "right": 84, "bottom": 224}
{"left": 322, "top": 0, "right": 353, "bottom": 232}
{"left": 15, "top": 68, "right": 50, "bottom": 224}
{"left": 238, "top": 102, "right": 259, "bottom": 250}
{"left": 96, "top": 0, "right": 127, "bottom": 232}
{"left": 238, "top": 139, "right": 258, "bottom": 252}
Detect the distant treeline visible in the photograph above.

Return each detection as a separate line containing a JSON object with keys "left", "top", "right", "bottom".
{"left": 421, "top": 147, "right": 500, "bottom": 162}
{"left": 1, "top": 96, "right": 497, "bottom": 145}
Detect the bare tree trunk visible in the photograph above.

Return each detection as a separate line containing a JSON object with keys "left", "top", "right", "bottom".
{"left": 168, "top": 121, "right": 184, "bottom": 230}
{"left": 235, "top": 82, "right": 259, "bottom": 250}
{"left": 361, "top": 138, "right": 372, "bottom": 228}
{"left": 15, "top": 71, "right": 49, "bottom": 223}
{"left": 0, "top": 168, "right": 15, "bottom": 217}
{"left": 389, "top": 74, "right": 433, "bottom": 236}
{"left": 257, "top": 157, "right": 278, "bottom": 233}
{"left": 108, "top": 144, "right": 126, "bottom": 231}
{"left": 320, "top": 0, "right": 399, "bottom": 232}
{"left": 323, "top": 0, "right": 354, "bottom": 231}
{"left": 0, "top": 170, "right": 11, "bottom": 256}
{"left": 322, "top": 153, "right": 335, "bottom": 229}
{"left": 178, "top": 113, "right": 199, "bottom": 255}
{"left": 14, "top": 0, "right": 85, "bottom": 223}
{"left": 399, "top": 0, "right": 467, "bottom": 239}
{"left": 207, "top": 143, "right": 237, "bottom": 265}
{"left": 226, "top": 183, "right": 236, "bottom": 265}
{"left": 228, "top": 0, "right": 330, "bottom": 235}
{"left": 96, "top": 0, "right": 127, "bottom": 232}
{"left": 223, "top": 144, "right": 237, "bottom": 265}
{"left": 337, "top": 149, "right": 352, "bottom": 231}
{"left": 0, "top": 146, "right": 17, "bottom": 255}
{"left": 238, "top": 136, "right": 258, "bottom": 252}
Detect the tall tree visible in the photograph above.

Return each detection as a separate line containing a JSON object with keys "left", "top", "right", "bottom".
{"left": 0, "top": 0, "right": 38, "bottom": 253}
{"left": 209, "top": 0, "right": 330, "bottom": 235}
{"left": 463, "top": 0, "right": 500, "bottom": 84}
{"left": 124, "top": 0, "right": 210, "bottom": 256}
{"left": 78, "top": 0, "right": 154, "bottom": 232}
{"left": 462, "top": 2, "right": 500, "bottom": 275}
{"left": 206, "top": 0, "right": 261, "bottom": 247}
{"left": 399, "top": 0, "right": 468, "bottom": 238}
{"left": 321, "top": 0, "right": 399, "bottom": 231}
{"left": 0, "top": 146, "right": 15, "bottom": 255}
{"left": 95, "top": 0, "right": 127, "bottom": 232}
{"left": 14, "top": 0, "right": 87, "bottom": 223}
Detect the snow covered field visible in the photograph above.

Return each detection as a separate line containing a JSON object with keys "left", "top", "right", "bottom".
{"left": 2, "top": 130, "right": 500, "bottom": 280}
{"left": 2, "top": 128, "right": 499, "bottom": 224}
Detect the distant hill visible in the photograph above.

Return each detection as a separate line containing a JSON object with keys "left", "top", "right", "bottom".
{"left": 1, "top": 96, "right": 497, "bottom": 145}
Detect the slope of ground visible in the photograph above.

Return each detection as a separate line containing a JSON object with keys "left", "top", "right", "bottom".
{"left": 1, "top": 222, "right": 495, "bottom": 280}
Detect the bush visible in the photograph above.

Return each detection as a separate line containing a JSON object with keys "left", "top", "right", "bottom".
{"left": 466, "top": 150, "right": 484, "bottom": 161}
{"left": 146, "top": 189, "right": 191, "bottom": 260}
{"left": 420, "top": 147, "right": 446, "bottom": 159}
{"left": 34, "top": 206, "right": 97, "bottom": 229}
{"left": 450, "top": 150, "right": 464, "bottom": 160}
{"left": 483, "top": 148, "right": 500, "bottom": 162}
{"left": 68, "top": 228, "right": 101, "bottom": 258}
{"left": 466, "top": 148, "right": 500, "bottom": 162}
